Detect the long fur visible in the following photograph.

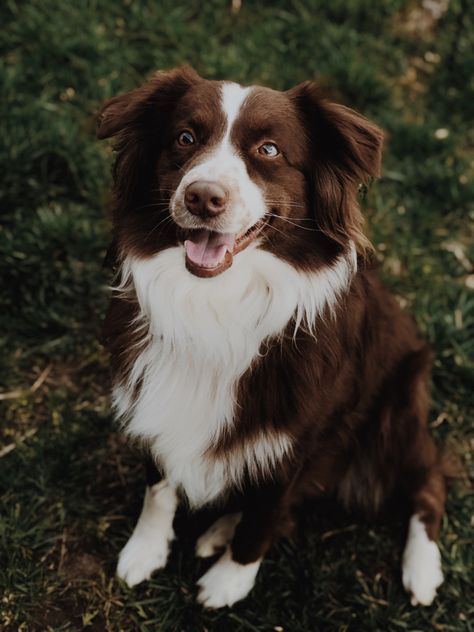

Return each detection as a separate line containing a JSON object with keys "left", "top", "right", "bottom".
{"left": 113, "top": 243, "right": 356, "bottom": 505}
{"left": 98, "top": 67, "right": 446, "bottom": 608}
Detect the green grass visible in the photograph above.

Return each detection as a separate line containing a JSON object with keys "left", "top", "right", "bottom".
{"left": 1, "top": 1, "right": 473, "bottom": 630}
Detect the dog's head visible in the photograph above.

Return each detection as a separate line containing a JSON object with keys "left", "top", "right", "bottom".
{"left": 98, "top": 66, "right": 382, "bottom": 276}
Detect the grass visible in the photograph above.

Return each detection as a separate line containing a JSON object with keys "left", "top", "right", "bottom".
{"left": 1, "top": 0, "right": 473, "bottom": 630}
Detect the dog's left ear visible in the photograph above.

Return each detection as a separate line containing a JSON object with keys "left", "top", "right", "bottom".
{"left": 287, "top": 81, "right": 383, "bottom": 256}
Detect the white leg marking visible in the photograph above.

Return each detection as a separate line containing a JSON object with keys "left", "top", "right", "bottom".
{"left": 196, "top": 513, "right": 242, "bottom": 558}
{"left": 402, "top": 515, "right": 444, "bottom": 606}
{"left": 117, "top": 480, "right": 178, "bottom": 587}
{"left": 196, "top": 546, "right": 261, "bottom": 608}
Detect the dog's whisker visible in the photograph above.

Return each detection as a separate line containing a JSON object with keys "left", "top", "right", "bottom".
{"left": 265, "top": 214, "right": 320, "bottom": 232}
{"left": 145, "top": 214, "right": 175, "bottom": 239}
{"left": 265, "top": 201, "right": 306, "bottom": 209}
{"left": 133, "top": 202, "right": 171, "bottom": 212}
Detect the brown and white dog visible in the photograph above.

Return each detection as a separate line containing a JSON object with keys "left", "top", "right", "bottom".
{"left": 98, "top": 66, "right": 446, "bottom": 608}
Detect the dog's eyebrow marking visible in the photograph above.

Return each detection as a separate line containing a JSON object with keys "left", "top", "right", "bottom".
{"left": 220, "top": 82, "right": 250, "bottom": 146}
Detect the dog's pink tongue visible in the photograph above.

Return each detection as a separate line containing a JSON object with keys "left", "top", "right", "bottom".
{"left": 184, "top": 230, "right": 236, "bottom": 267}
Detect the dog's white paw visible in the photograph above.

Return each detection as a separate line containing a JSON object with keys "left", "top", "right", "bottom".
{"left": 116, "top": 481, "right": 177, "bottom": 587}
{"left": 196, "top": 513, "right": 242, "bottom": 558}
{"left": 402, "top": 515, "right": 443, "bottom": 606}
{"left": 117, "top": 529, "right": 170, "bottom": 587}
{"left": 196, "top": 547, "right": 261, "bottom": 608}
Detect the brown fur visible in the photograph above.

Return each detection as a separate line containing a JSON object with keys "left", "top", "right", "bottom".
{"left": 98, "top": 67, "right": 445, "bottom": 579}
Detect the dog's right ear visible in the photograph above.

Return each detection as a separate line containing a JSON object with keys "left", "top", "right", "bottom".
{"left": 96, "top": 66, "right": 201, "bottom": 212}
{"left": 96, "top": 65, "right": 201, "bottom": 140}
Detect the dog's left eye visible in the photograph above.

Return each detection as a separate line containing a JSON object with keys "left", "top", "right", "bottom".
{"left": 258, "top": 142, "right": 279, "bottom": 157}
{"left": 177, "top": 130, "right": 195, "bottom": 146}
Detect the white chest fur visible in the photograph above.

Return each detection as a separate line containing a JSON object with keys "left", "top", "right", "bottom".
{"left": 112, "top": 244, "right": 355, "bottom": 506}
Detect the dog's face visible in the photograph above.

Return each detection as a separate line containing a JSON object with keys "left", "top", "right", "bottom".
{"left": 161, "top": 81, "right": 308, "bottom": 277}
{"left": 98, "top": 67, "right": 382, "bottom": 276}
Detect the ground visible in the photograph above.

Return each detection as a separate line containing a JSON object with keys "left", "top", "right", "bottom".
{"left": 1, "top": 1, "right": 473, "bottom": 630}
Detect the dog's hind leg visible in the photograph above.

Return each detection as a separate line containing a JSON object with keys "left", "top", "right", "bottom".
{"left": 402, "top": 442, "right": 446, "bottom": 606}
{"left": 342, "top": 346, "right": 447, "bottom": 606}
{"left": 396, "top": 350, "right": 446, "bottom": 606}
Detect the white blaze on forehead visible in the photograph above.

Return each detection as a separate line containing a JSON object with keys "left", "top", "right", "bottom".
{"left": 220, "top": 82, "right": 250, "bottom": 140}
{"left": 170, "top": 82, "right": 267, "bottom": 235}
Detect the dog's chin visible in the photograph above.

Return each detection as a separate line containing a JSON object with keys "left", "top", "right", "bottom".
{"left": 179, "top": 216, "right": 269, "bottom": 278}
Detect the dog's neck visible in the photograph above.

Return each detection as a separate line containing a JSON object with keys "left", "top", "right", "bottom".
{"left": 112, "top": 243, "right": 356, "bottom": 505}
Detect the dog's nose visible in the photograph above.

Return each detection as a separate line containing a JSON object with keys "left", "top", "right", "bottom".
{"left": 184, "top": 181, "right": 229, "bottom": 218}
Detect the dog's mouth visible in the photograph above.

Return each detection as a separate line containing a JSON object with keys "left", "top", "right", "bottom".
{"left": 182, "top": 216, "right": 268, "bottom": 278}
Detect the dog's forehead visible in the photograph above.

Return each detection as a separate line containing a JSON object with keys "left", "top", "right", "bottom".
{"left": 237, "top": 86, "right": 299, "bottom": 123}
{"left": 231, "top": 86, "right": 304, "bottom": 145}
{"left": 175, "top": 79, "right": 225, "bottom": 122}
{"left": 175, "top": 80, "right": 302, "bottom": 139}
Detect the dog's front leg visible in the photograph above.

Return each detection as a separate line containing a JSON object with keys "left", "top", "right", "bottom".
{"left": 196, "top": 482, "right": 290, "bottom": 608}
{"left": 117, "top": 476, "right": 178, "bottom": 587}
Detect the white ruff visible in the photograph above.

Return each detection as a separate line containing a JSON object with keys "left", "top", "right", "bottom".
{"left": 113, "top": 244, "right": 356, "bottom": 506}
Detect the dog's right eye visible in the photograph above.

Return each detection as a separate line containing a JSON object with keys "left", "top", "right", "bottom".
{"left": 177, "top": 130, "right": 195, "bottom": 146}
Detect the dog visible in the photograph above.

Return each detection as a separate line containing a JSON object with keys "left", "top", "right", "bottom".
{"left": 97, "top": 66, "right": 446, "bottom": 609}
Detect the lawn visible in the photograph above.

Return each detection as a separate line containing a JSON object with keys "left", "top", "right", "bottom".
{"left": 1, "top": 0, "right": 473, "bottom": 630}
